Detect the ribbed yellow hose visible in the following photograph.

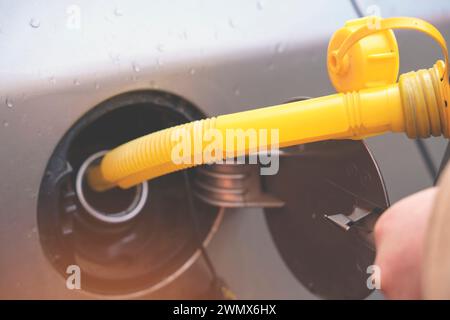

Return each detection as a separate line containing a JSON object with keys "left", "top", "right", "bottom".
{"left": 88, "top": 62, "right": 449, "bottom": 191}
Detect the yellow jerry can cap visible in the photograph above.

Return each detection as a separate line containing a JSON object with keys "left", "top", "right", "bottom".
{"left": 327, "top": 16, "right": 399, "bottom": 92}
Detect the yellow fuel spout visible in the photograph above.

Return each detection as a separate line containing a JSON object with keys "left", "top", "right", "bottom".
{"left": 87, "top": 17, "right": 450, "bottom": 191}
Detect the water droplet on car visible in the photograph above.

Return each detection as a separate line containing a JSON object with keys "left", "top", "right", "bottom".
{"left": 29, "top": 18, "right": 40, "bottom": 28}
{"left": 189, "top": 68, "right": 196, "bottom": 75}
{"left": 275, "top": 43, "right": 285, "bottom": 54}
{"left": 257, "top": 1, "right": 264, "bottom": 10}
{"left": 3, "top": 121, "right": 9, "bottom": 127}
{"left": 228, "top": 18, "right": 236, "bottom": 29}
{"left": 132, "top": 62, "right": 141, "bottom": 72}
{"left": 73, "top": 79, "right": 80, "bottom": 86}
{"left": 5, "top": 98, "right": 13, "bottom": 108}
{"left": 157, "top": 44, "right": 165, "bottom": 52}
{"left": 114, "top": 8, "right": 123, "bottom": 17}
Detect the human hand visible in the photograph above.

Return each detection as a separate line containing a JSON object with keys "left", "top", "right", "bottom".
{"left": 374, "top": 187, "right": 437, "bottom": 299}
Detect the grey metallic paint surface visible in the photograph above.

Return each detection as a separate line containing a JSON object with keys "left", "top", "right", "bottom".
{"left": 0, "top": 0, "right": 450, "bottom": 298}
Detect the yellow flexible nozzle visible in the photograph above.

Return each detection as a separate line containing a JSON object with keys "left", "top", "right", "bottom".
{"left": 87, "top": 17, "right": 450, "bottom": 192}
{"left": 88, "top": 62, "right": 449, "bottom": 191}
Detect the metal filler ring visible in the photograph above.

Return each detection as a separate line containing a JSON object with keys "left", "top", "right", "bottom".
{"left": 76, "top": 150, "right": 149, "bottom": 224}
